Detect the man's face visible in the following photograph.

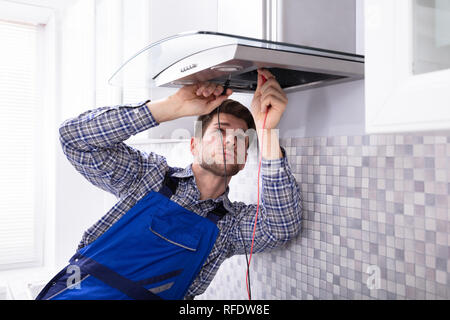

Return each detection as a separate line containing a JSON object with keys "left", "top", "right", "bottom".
{"left": 191, "top": 113, "right": 250, "bottom": 177}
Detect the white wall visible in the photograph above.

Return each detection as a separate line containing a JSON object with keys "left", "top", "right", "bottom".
{"left": 55, "top": 0, "right": 107, "bottom": 269}
{"left": 280, "top": 0, "right": 357, "bottom": 53}
{"left": 280, "top": 79, "right": 365, "bottom": 138}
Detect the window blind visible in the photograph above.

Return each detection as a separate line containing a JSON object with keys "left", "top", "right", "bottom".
{"left": 0, "top": 20, "right": 39, "bottom": 267}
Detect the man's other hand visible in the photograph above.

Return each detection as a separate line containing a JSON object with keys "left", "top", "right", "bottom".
{"left": 171, "top": 82, "right": 233, "bottom": 118}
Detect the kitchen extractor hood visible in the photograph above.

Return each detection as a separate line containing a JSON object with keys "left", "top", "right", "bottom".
{"left": 109, "top": 31, "right": 364, "bottom": 93}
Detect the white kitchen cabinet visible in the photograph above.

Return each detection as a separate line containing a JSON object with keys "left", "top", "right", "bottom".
{"left": 365, "top": 0, "right": 450, "bottom": 133}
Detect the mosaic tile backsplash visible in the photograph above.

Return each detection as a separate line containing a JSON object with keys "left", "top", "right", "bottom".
{"left": 135, "top": 132, "right": 450, "bottom": 300}
{"left": 199, "top": 133, "right": 450, "bottom": 300}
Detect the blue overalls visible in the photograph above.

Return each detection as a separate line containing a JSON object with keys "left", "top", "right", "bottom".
{"left": 36, "top": 168, "right": 226, "bottom": 300}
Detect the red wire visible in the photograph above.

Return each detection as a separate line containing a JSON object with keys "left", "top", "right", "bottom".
{"left": 246, "top": 75, "right": 269, "bottom": 300}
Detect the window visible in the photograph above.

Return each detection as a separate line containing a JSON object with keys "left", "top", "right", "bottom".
{"left": 0, "top": 19, "right": 42, "bottom": 269}
{"left": 413, "top": 0, "right": 450, "bottom": 74}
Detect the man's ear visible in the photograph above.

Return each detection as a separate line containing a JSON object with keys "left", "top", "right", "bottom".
{"left": 190, "top": 136, "right": 202, "bottom": 164}
{"left": 190, "top": 137, "right": 196, "bottom": 156}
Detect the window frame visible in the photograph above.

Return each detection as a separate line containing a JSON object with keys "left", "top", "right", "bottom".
{"left": 0, "top": 0, "right": 57, "bottom": 271}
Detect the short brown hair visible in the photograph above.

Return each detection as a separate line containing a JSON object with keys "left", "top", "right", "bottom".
{"left": 195, "top": 99, "right": 256, "bottom": 137}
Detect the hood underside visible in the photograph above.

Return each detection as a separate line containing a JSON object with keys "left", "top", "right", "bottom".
{"left": 109, "top": 31, "right": 364, "bottom": 93}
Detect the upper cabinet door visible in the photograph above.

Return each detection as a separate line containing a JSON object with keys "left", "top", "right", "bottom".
{"left": 365, "top": 0, "right": 450, "bottom": 133}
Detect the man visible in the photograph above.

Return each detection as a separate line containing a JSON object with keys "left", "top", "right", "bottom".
{"left": 39, "top": 69, "right": 302, "bottom": 300}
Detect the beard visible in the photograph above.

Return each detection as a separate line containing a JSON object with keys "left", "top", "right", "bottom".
{"left": 197, "top": 145, "right": 246, "bottom": 177}
{"left": 199, "top": 162, "right": 241, "bottom": 177}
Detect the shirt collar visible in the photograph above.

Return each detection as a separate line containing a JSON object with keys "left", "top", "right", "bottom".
{"left": 170, "top": 164, "right": 233, "bottom": 213}
{"left": 170, "top": 164, "right": 195, "bottom": 179}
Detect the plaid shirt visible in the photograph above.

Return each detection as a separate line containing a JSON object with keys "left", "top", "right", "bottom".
{"left": 59, "top": 101, "right": 302, "bottom": 298}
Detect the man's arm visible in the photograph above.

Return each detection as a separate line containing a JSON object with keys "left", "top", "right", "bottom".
{"left": 229, "top": 147, "right": 302, "bottom": 255}
{"left": 59, "top": 84, "right": 231, "bottom": 199}
{"left": 229, "top": 68, "right": 302, "bottom": 254}
{"left": 59, "top": 101, "right": 168, "bottom": 199}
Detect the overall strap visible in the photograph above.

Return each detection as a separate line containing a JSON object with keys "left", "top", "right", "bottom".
{"left": 159, "top": 167, "right": 229, "bottom": 224}
{"left": 71, "top": 253, "right": 162, "bottom": 300}
{"left": 158, "top": 167, "right": 180, "bottom": 198}
{"left": 206, "top": 202, "right": 228, "bottom": 224}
